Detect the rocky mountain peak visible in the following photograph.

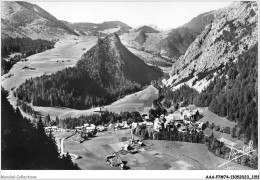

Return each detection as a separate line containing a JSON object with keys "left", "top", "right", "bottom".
{"left": 169, "top": 1, "right": 258, "bottom": 90}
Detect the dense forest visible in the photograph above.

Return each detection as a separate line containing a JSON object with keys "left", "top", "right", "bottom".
{"left": 16, "top": 34, "right": 163, "bottom": 109}
{"left": 1, "top": 58, "right": 16, "bottom": 75}
{"left": 1, "top": 37, "right": 55, "bottom": 57}
{"left": 1, "top": 89, "right": 79, "bottom": 170}
{"left": 162, "top": 84, "right": 199, "bottom": 108}
{"left": 194, "top": 44, "right": 258, "bottom": 145}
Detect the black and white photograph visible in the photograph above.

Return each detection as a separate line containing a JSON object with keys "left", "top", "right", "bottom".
{"left": 1, "top": 0, "right": 259, "bottom": 179}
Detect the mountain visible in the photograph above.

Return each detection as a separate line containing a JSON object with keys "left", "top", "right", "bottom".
{"left": 16, "top": 33, "right": 163, "bottom": 109}
{"left": 66, "top": 21, "right": 132, "bottom": 36}
{"left": 182, "top": 11, "right": 215, "bottom": 34}
{"left": 168, "top": 1, "right": 258, "bottom": 90}
{"left": 136, "top": 25, "right": 160, "bottom": 33}
{"left": 157, "top": 11, "right": 215, "bottom": 60}
{"left": 1, "top": 1, "right": 78, "bottom": 40}
{"left": 158, "top": 27, "right": 198, "bottom": 60}
{"left": 134, "top": 30, "right": 148, "bottom": 45}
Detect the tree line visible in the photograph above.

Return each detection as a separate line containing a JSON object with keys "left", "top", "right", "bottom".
{"left": 1, "top": 88, "right": 79, "bottom": 170}
{"left": 193, "top": 44, "right": 258, "bottom": 146}
{"left": 16, "top": 70, "right": 142, "bottom": 109}
{"left": 1, "top": 37, "right": 55, "bottom": 57}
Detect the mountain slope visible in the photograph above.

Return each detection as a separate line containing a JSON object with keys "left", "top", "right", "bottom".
{"left": 182, "top": 11, "right": 215, "bottom": 34}
{"left": 1, "top": 1, "right": 78, "bottom": 40}
{"left": 16, "top": 33, "right": 163, "bottom": 109}
{"left": 157, "top": 11, "right": 215, "bottom": 60}
{"left": 169, "top": 1, "right": 258, "bottom": 88}
{"left": 158, "top": 27, "right": 198, "bottom": 60}
{"left": 136, "top": 25, "right": 160, "bottom": 33}
{"left": 195, "top": 44, "right": 258, "bottom": 146}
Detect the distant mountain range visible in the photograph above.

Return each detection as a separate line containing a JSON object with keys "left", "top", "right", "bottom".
{"left": 1, "top": 1, "right": 78, "bottom": 40}
{"left": 136, "top": 25, "right": 160, "bottom": 33}
{"left": 123, "top": 11, "right": 214, "bottom": 61}
{"left": 63, "top": 21, "right": 132, "bottom": 36}
{"left": 1, "top": 0, "right": 215, "bottom": 63}
{"left": 1, "top": 1, "right": 132, "bottom": 40}
{"left": 16, "top": 33, "right": 163, "bottom": 109}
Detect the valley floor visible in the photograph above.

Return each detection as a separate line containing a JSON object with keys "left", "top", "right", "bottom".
{"left": 61, "top": 129, "right": 252, "bottom": 170}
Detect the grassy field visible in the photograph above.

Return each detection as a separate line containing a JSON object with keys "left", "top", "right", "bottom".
{"left": 62, "top": 129, "right": 252, "bottom": 170}
{"left": 199, "top": 107, "right": 237, "bottom": 129}
{"left": 199, "top": 107, "right": 245, "bottom": 149}
{"left": 203, "top": 128, "right": 245, "bottom": 149}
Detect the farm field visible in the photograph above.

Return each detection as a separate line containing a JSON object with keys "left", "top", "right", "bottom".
{"left": 62, "top": 129, "right": 252, "bottom": 170}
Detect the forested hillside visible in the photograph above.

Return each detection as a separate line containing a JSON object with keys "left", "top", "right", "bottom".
{"left": 163, "top": 85, "right": 199, "bottom": 108}
{"left": 1, "top": 89, "right": 79, "bottom": 170}
{"left": 16, "top": 34, "right": 163, "bottom": 109}
{"left": 1, "top": 37, "right": 55, "bottom": 57}
{"left": 159, "top": 44, "right": 257, "bottom": 146}
{"left": 194, "top": 44, "right": 258, "bottom": 144}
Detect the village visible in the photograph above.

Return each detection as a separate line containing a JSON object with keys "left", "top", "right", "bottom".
{"left": 42, "top": 105, "right": 210, "bottom": 168}
{"left": 44, "top": 105, "right": 204, "bottom": 141}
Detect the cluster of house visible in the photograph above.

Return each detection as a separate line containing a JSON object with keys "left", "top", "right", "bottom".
{"left": 153, "top": 107, "right": 204, "bottom": 133}
{"left": 44, "top": 126, "right": 59, "bottom": 132}
{"left": 75, "top": 123, "right": 97, "bottom": 134}
{"left": 109, "top": 121, "right": 129, "bottom": 130}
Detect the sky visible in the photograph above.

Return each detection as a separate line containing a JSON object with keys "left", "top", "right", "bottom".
{"left": 33, "top": 1, "right": 232, "bottom": 30}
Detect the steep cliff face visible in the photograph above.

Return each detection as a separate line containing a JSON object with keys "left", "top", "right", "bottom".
{"left": 169, "top": 1, "right": 258, "bottom": 88}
